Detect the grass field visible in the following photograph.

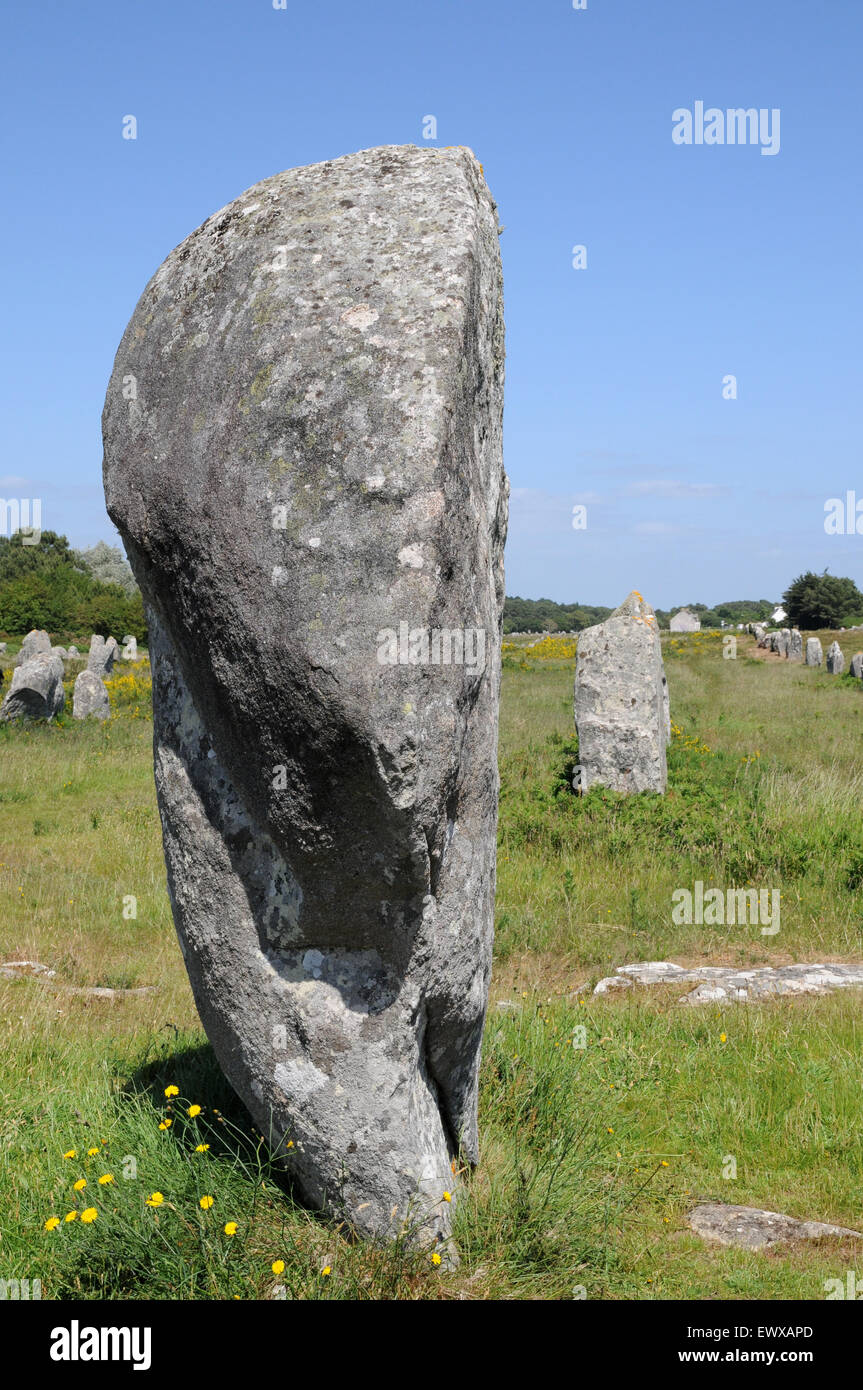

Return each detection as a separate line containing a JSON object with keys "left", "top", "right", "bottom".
{"left": 1, "top": 630, "right": 862, "bottom": 1299}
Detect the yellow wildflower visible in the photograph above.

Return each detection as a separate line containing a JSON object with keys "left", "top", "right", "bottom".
{"left": 44, "top": 1216, "right": 61, "bottom": 1231}
{"left": 80, "top": 1208, "right": 98, "bottom": 1223}
{"left": 199, "top": 1195, "right": 214, "bottom": 1210}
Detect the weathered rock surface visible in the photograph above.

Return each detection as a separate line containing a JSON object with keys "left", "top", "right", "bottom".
{"left": 806, "top": 637, "right": 823, "bottom": 666}
{"left": 778, "top": 627, "right": 791, "bottom": 657}
{"left": 67, "top": 645, "right": 79, "bottom": 658}
{"left": 87, "top": 634, "right": 118, "bottom": 676}
{"left": 592, "top": 959, "right": 863, "bottom": 1004}
{"left": 14, "top": 629, "right": 51, "bottom": 666}
{"left": 850, "top": 653, "right": 863, "bottom": 680}
{"left": 51, "top": 646, "right": 68, "bottom": 661}
{"left": 0, "top": 652, "right": 65, "bottom": 721}
{"left": 826, "top": 641, "right": 845, "bottom": 674}
{"left": 573, "top": 591, "right": 668, "bottom": 794}
{"left": 788, "top": 629, "right": 803, "bottom": 661}
{"left": 102, "top": 145, "right": 507, "bottom": 1248}
{"left": 73, "top": 669, "right": 110, "bottom": 720}
{"left": 688, "top": 1203, "right": 862, "bottom": 1251}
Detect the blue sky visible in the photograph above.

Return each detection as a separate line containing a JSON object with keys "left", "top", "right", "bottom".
{"left": 1, "top": 0, "right": 860, "bottom": 608}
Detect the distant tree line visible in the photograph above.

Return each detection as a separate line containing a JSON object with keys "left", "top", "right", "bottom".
{"left": 0, "top": 531, "right": 146, "bottom": 641}
{"left": 504, "top": 596, "right": 776, "bottom": 633}
{"left": 503, "top": 597, "right": 613, "bottom": 634}
{"left": 505, "top": 579, "right": 863, "bottom": 633}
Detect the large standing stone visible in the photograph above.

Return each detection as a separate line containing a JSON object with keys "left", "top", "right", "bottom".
{"left": 826, "top": 641, "right": 845, "bottom": 674}
{"left": 778, "top": 628, "right": 791, "bottom": 658}
{"left": 850, "top": 653, "right": 863, "bottom": 680}
{"left": 806, "top": 638, "right": 823, "bottom": 667}
{"left": 0, "top": 652, "right": 65, "bottom": 721}
{"left": 788, "top": 629, "right": 803, "bottom": 662}
{"left": 102, "top": 146, "right": 507, "bottom": 1249}
{"left": 14, "top": 629, "right": 51, "bottom": 667}
{"left": 769, "top": 632, "right": 780, "bottom": 652}
{"left": 87, "top": 634, "right": 118, "bottom": 677}
{"left": 669, "top": 607, "right": 700, "bottom": 633}
{"left": 73, "top": 669, "right": 110, "bottom": 720}
{"left": 573, "top": 591, "right": 668, "bottom": 794}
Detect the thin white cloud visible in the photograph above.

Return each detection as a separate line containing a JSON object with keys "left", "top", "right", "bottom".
{"left": 627, "top": 479, "right": 726, "bottom": 499}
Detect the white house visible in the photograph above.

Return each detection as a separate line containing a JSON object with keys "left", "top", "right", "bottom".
{"left": 771, "top": 605, "right": 787, "bottom": 623}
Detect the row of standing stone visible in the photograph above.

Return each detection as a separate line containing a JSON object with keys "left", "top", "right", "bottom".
{"left": 751, "top": 623, "right": 856, "bottom": 675}
{"left": 0, "top": 629, "right": 136, "bottom": 723}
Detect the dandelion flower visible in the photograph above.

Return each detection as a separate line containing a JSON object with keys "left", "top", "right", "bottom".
{"left": 81, "top": 1208, "right": 98, "bottom": 1223}
{"left": 224, "top": 1222, "right": 238, "bottom": 1236}
{"left": 158, "top": 1119, "right": 172, "bottom": 1130}
{"left": 44, "top": 1216, "right": 61, "bottom": 1231}
{"left": 73, "top": 1179, "right": 87, "bottom": 1191}
{"left": 199, "top": 1195, "right": 214, "bottom": 1210}
{"left": 285, "top": 1140, "right": 294, "bottom": 1149}
{"left": 146, "top": 1192, "right": 164, "bottom": 1208}
{"left": 164, "top": 1085, "right": 179, "bottom": 1098}
{"left": 607, "top": 1127, "right": 614, "bottom": 1134}
{"left": 87, "top": 1147, "right": 99, "bottom": 1157}
{"left": 271, "top": 1260, "right": 285, "bottom": 1275}
{"left": 661, "top": 1161, "right": 669, "bottom": 1168}
{"left": 188, "top": 1104, "right": 202, "bottom": 1118}
{"left": 195, "top": 1143, "right": 210, "bottom": 1153}
{"left": 442, "top": 1192, "right": 452, "bottom": 1203}
{"left": 98, "top": 1174, "right": 114, "bottom": 1185}
{"left": 62, "top": 1150, "right": 76, "bottom": 1160}
{"left": 720, "top": 1033, "right": 727, "bottom": 1043}
{"left": 64, "top": 1211, "right": 78, "bottom": 1223}
{"left": 430, "top": 1253, "right": 442, "bottom": 1266}
{"left": 321, "top": 1266, "right": 331, "bottom": 1277}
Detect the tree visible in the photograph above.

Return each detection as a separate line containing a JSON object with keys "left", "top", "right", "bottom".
{"left": 73, "top": 540, "right": 137, "bottom": 595}
{"left": 782, "top": 571, "right": 863, "bottom": 630}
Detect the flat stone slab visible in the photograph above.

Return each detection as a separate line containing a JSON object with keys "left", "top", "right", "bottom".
{"left": 593, "top": 960, "right": 863, "bottom": 1004}
{"left": 688, "top": 1203, "right": 862, "bottom": 1251}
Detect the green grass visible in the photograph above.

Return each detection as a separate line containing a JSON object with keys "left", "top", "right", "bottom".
{"left": 1, "top": 633, "right": 862, "bottom": 1299}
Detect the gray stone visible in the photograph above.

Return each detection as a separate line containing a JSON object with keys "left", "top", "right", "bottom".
{"left": 51, "top": 646, "right": 68, "bottom": 661}
{"left": 850, "top": 652, "right": 863, "bottom": 679}
{"left": 573, "top": 591, "right": 668, "bottom": 794}
{"left": 73, "top": 669, "right": 110, "bottom": 720}
{"left": 669, "top": 607, "right": 700, "bottom": 633}
{"left": 688, "top": 1203, "right": 861, "bottom": 1251}
{"left": 0, "top": 642, "right": 6, "bottom": 653}
{"left": 67, "top": 645, "right": 79, "bottom": 658}
{"left": 0, "top": 652, "right": 65, "bottom": 721}
{"left": 102, "top": 145, "right": 507, "bottom": 1249}
{"left": 826, "top": 641, "right": 845, "bottom": 674}
{"left": 806, "top": 637, "right": 823, "bottom": 667}
{"left": 778, "top": 628, "right": 791, "bottom": 658}
{"left": 14, "top": 629, "right": 51, "bottom": 667}
{"left": 788, "top": 629, "right": 803, "bottom": 661}
{"left": 757, "top": 632, "right": 771, "bottom": 649}
{"left": 87, "top": 634, "right": 118, "bottom": 677}
{"left": 603, "top": 960, "right": 863, "bottom": 1004}
{"left": 769, "top": 631, "right": 781, "bottom": 652}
